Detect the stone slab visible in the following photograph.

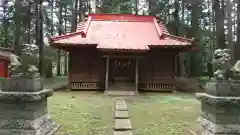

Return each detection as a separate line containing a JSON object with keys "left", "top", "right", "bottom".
{"left": 199, "top": 116, "right": 240, "bottom": 134}
{"left": 201, "top": 110, "right": 240, "bottom": 124}
{"left": 0, "top": 107, "right": 47, "bottom": 120}
{"left": 115, "top": 111, "right": 129, "bottom": 119}
{"left": 116, "top": 100, "right": 126, "bottom": 105}
{"left": 196, "top": 93, "right": 240, "bottom": 106}
{"left": 116, "top": 103, "right": 127, "bottom": 111}
{"left": 116, "top": 97, "right": 125, "bottom": 100}
{"left": 46, "top": 124, "right": 61, "bottom": 135}
{"left": 206, "top": 80, "right": 240, "bottom": 97}
{"left": 0, "top": 113, "right": 52, "bottom": 129}
{"left": 0, "top": 120, "right": 59, "bottom": 135}
{"left": 1, "top": 78, "right": 44, "bottom": 92}
{"left": 104, "top": 91, "right": 137, "bottom": 96}
{"left": 114, "top": 119, "right": 132, "bottom": 131}
{"left": 114, "top": 131, "right": 133, "bottom": 135}
{"left": 0, "top": 99, "right": 47, "bottom": 110}
{"left": 0, "top": 89, "right": 53, "bottom": 102}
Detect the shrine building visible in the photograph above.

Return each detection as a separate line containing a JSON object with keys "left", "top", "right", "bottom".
{"left": 49, "top": 14, "right": 197, "bottom": 92}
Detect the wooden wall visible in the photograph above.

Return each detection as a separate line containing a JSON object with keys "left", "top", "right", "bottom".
{"left": 68, "top": 48, "right": 105, "bottom": 83}
{"left": 68, "top": 48, "right": 177, "bottom": 91}
{"left": 138, "top": 49, "right": 177, "bottom": 91}
{"left": 139, "top": 49, "right": 176, "bottom": 82}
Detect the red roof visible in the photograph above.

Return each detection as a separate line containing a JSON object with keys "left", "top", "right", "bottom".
{"left": 50, "top": 14, "right": 194, "bottom": 51}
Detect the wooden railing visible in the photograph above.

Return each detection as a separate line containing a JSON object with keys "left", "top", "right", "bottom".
{"left": 138, "top": 79, "right": 176, "bottom": 92}
{"left": 69, "top": 82, "right": 102, "bottom": 90}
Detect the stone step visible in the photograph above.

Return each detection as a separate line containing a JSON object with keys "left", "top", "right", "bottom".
{"left": 104, "top": 91, "right": 137, "bottom": 96}
{"left": 114, "top": 119, "right": 132, "bottom": 131}
{"left": 115, "top": 111, "right": 129, "bottom": 119}
{"left": 114, "top": 131, "right": 133, "bottom": 135}
{"left": 116, "top": 100, "right": 126, "bottom": 105}
{"left": 116, "top": 103, "right": 127, "bottom": 111}
{"left": 116, "top": 97, "right": 125, "bottom": 100}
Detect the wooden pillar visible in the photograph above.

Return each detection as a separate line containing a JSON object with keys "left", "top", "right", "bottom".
{"left": 105, "top": 56, "right": 109, "bottom": 90}
{"left": 135, "top": 59, "right": 138, "bottom": 91}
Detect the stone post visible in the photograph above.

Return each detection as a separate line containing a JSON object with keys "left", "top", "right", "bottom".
{"left": 0, "top": 76, "right": 60, "bottom": 135}
{"left": 196, "top": 80, "right": 240, "bottom": 135}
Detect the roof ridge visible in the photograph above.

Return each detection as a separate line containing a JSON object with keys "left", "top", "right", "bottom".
{"left": 153, "top": 18, "right": 164, "bottom": 39}
{"left": 50, "top": 17, "right": 92, "bottom": 41}
{"left": 162, "top": 33, "right": 194, "bottom": 42}
{"left": 49, "top": 31, "right": 83, "bottom": 41}
{"left": 79, "top": 16, "right": 92, "bottom": 38}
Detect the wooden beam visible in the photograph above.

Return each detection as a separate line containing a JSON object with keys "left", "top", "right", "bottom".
{"left": 135, "top": 59, "right": 139, "bottom": 91}
{"left": 105, "top": 56, "right": 109, "bottom": 90}
{"left": 102, "top": 55, "right": 144, "bottom": 59}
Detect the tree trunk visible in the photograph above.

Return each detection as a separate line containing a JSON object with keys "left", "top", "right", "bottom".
{"left": 71, "top": 0, "right": 79, "bottom": 32}
{"left": 173, "top": 0, "right": 181, "bottom": 77}
{"left": 214, "top": 0, "right": 225, "bottom": 49}
{"left": 135, "top": 0, "right": 138, "bottom": 15}
{"left": 36, "top": 0, "right": 44, "bottom": 76}
{"left": 14, "top": 0, "right": 21, "bottom": 56}
{"left": 79, "top": 0, "right": 84, "bottom": 21}
{"left": 27, "top": 3, "right": 31, "bottom": 46}
{"left": 57, "top": 2, "right": 63, "bottom": 76}
{"left": 179, "top": 0, "right": 186, "bottom": 76}
{"left": 188, "top": 3, "right": 200, "bottom": 77}
{"left": 236, "top": 0, "right": 240, "bottom": 60}
{"left": 211, "top": 0, "right": 216, "bottom": 49}
{"left": 226, "top": 0, "right": 234, "bottom": 63}
{"left": 51, "top": 0, "right": 54, "bottom": 36}
{"left": 3, "top": 0, "right": 8, "bottom": 48}
{"left": 148, "top": 0, "right": 151, "bottom": 15}
{"left": 64, "top": 4, "right": 68, "bottom": 76}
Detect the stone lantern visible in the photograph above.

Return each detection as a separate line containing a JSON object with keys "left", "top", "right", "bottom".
{"left": 196, "top": 49, "right": 240, "bottom": 135}
{"left": 0, "top": 65, "right": 60, "bottom": 135}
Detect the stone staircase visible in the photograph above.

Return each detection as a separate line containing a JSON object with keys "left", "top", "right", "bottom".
{"left": 104, "top": 83, "right": 138, "bottom": 96}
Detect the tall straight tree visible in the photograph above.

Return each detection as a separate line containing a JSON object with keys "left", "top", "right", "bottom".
{"left": 214, "top": 0, "right": 225, "bottom": 49}
{"left": 64, "top": 4, "right": 68, "bottom": 75}
{"left": 27, "top": 2, "right": 32, "bottom": 46}
{"left": 187, "top": 2, "right": 200, "bottom": 77}
{"left": 236, "top": 0, "right": 240, "bottom": 60}
{"left": 57, "top": 1, "right": 64, "bottom": 76}
{"left": 78, "top": 0, "right": 84, "bottom": 21}
{"left": 14, "top": 0, "right": 21, "bottom": 56}
{"left": 71, "top": 0, "right": 79, "bottom": 32}
{"left": 181, "top": 0, "right": 186, "bottom": 76}
{"left": 173, "top": 0, "right": 181, "bottom": 76}
{"left": 51, "top": 0, "right": 54, "bottom": 36}
{"left": 3, "top": 0, "right": 9, "bottom": 47}
{"left": 36, "top": 0, "right": 44, "bottom": 76}
{"left": 226, "top": 0, "right": 234, "bottom": 62}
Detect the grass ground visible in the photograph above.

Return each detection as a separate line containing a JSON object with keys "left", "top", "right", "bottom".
{"left": 126, "top": 92, "right": 200, "bottom": 135}
{"left": 48, "top": 91, "right": 200, "bottom": 135}
{"left": 48, "top": 91, "right": 114, "bottom": 135}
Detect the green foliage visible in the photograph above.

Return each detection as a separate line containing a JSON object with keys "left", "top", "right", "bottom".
{"left": 186, "top": 31, "right": 206, "bottom": 76}
{"left": 98, "top": 0, "right": 132, "bottom": 14}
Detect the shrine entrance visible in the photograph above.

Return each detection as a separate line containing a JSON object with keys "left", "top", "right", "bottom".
{"left": 109, "top": 58, "right": 135, "bottom": 83}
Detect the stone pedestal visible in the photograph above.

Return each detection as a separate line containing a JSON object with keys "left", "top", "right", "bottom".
{"left": 1, "top": 76, "right": 44, "bottom": 92}
{"left": 196, "top": 80, "right": 240, "bottom": 135}
{"left": 0, "top": 78, "right": 60, "bottom": 135}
